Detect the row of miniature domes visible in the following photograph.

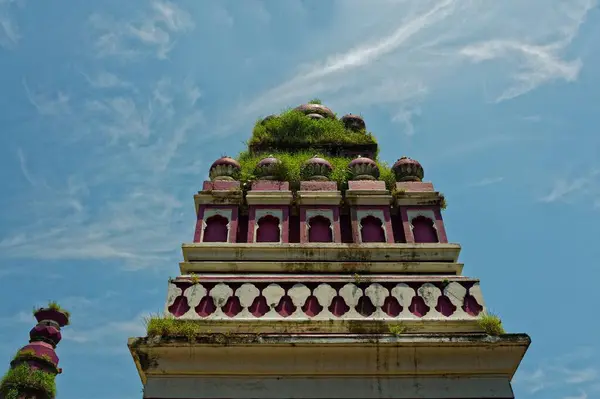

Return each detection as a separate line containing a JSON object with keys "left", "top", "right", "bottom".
{"left": 261, "top": 103, "right": 366, "bottom": 131}
{"left": 209, "top": 155, "right": 424, "bottom": 182}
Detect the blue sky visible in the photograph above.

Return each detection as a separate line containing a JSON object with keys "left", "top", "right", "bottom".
{"left": 1, "top": 0, "right": 599, "bottom": 398}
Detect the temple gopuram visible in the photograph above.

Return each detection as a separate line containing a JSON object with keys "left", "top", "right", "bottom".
{"left": 125, "top": 101, "right": 530, "bottom": 399}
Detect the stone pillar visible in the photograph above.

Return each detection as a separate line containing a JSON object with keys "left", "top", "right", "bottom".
{"left": 0, "top": 304, "right": 70, "bottom": 399}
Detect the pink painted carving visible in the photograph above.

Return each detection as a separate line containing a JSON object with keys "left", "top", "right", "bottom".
{"left": 411, "top": 216, "right": 439, "bottom": 243}
{"left": 408, "top": 296, "right": 430, "bottom": 317}
{"left": 275, "top": 296, "right": 297, "bottom": 317}
{"left": 222, "top": 296, "right": 242, "bottom": 317}
{"left": 463, "top": 294, "right": 483, "bottom": 316}
{"left": 194, "top": 205, "right": 239, "bottom": 243}
{"left": 247, "top": 206, "right": 290, "bottom": 243}
{"left": 195, "top": 295, "right": 216, "bottom": 317}
{"left": 356, "top": 296, "right": 375, "bottom": 317}
{"left": 360, "top": 215, "right": 386, "bottom": 243}
{"left": 400, "top": 207, "right": 448, "bottom": 243}
{"left": 168, "top": 296, "right": 190, "bottom": 317}
{"left": 249, "top": 295, "right": 269, "bottom": 317}
{"left": 302, "top": 296, "right": 323, "bottom": 316}
{"left": 203, "top": 215, "right": 229, "bottom": 242}
{"left": 435, "top": 295, "right": 457, "bottom": 317}
{"left": 256, "top": 215, "right": 281, "bottom": 243}
{"left": 308, "top": 215, "right": 333, "bottom": 243}
{"left": 328, "top": 296, "right": 350, "bottom": 317}
{"left": 382, "top": 296, "right": 402, "bottom": 317}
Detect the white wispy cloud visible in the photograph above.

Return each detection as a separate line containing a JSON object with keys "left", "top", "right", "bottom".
{"left": 80, "top": 70, "right": 132, "bottom": 89}
{"left": 540, "top": 169, "right": 600, "bottom": 204}
{"left": 469, "top": 177, "right": 504, "bottom": 188}
{"left": 514, "top": 347, "right": 599, "bottom": 398}
{"left": 23, "top": 78, "right": 71, "bottom": 116}
{"left": 225, "top": 0, "right": 595, "bottom": 135}
{"left": 90, "top": 0, "right": 194, "bottom": 60}
{"left": 0, "top": 0, "right": 21, "bottom": 49}
{"left": 1, "top": 72, "right": 205, "bottom": 268}
{"left": 564, "top": 391, "right": 588, "bottom": 399}
{"left": 16, "top": 147, "right": 37, "bottom": 187}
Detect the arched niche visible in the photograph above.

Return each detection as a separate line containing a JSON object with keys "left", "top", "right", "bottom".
{"left": 359, "top": 215, "right": 386, "bottom": 243}
{"left": 256, "top": 214, "right": 281, "bottom": 243}
{"left": 408, "top": 211, "right": 439, "bottom": 243}
{"left": 308, "top": 215, "right": 333, "bottom": 243}
{"left": 202, "top": 211, "right": 231, "bottom": 243}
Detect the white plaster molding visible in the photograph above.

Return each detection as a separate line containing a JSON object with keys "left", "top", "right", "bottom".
{"left": 246, "top": 191, "right": 293, "bottom": 205}
{"left": 469, "top": 282, "right": 486, "bottom": 311}
{"left": 305, "top": 209, "right": 335, "bottom": 242}
{"left": 164, "top": 283, "right": 183, "bottom": 314}
{"left": 418, "top": 283, "right": 442, "bottom": 319}
{"left": 200, "top": 208, "right": 233, "bottom": 243}
{"left": 166, "top": 280, "right": 486, "bottom": 324}
{"left": 253, "top": 209, "right": 283, "bottom": 243}
{"left": 339, "top": 283, "right": 363, "bottom": 318}
{"left": 356, "top": 209, "right": 388, "bottom": 243}
{"left": 297, "top": 191, "right": 342, "bottom": 206}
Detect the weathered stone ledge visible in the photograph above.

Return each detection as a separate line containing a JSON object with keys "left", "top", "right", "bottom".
{"left": 181, "top": 242, "right": 461, "bottom": 263}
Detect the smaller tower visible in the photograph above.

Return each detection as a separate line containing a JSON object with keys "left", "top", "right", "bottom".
{"left": 0, "top": 302, "right": 70, "bottom": 399}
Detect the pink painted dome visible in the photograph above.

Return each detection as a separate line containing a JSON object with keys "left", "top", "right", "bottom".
{"left": 209, "top": 156, "right": 241, "bottom": 181}
{"left": 341, "top": 114, "right": 366, "bottom": 131}
{"left": 34, "top": 308, "right": 69, "bottom": 328}
{"left": 293, "top": 103, "right": 335, "bottom": 119}
{"left": 255, "top": 155, "right": 282, "bottom": 180}
{"left": 392, "top": 156, "right": 424, "bottom": 182}
{"left": 348, "top": 156, "right": 380, "bottom": 180}
{"left": 30, "top": 324, "right": 62, "bottom": 347}
{"left": 306, "top": 113, "right": 325, "bottom": 120}
{"left": 301, "top": 156, "right": 333, "bottom": 181}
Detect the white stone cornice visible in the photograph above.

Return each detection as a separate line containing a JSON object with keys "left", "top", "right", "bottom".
{"left": 296, "top": 191, "right": 342, "bottom": 206}
{"left": 345, "top": 190, "right": 393, "bottom": 206}
{"left": 394, "top": 191, "right": 443, "bottom": 207}
{"left": 179, "top": 261, "right": 463, "bottom": 275}
{"left": 245, "top": 190, "right": 294, "bottom": 205}
{"left": 181, "top": 242, "right": 461, "bottom": 263}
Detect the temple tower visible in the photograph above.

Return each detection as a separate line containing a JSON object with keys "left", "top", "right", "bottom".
{"left": 129, "top": 102, "right": 530, "bottom": 399}
{"left": 0, "top": 303, "right": 70, "bottom": 399}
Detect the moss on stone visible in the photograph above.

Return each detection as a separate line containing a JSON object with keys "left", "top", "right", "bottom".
{"left": 249, "top": 109, "right": 376, "bottom": 148}
{"left": 477, "top": 312, "right": 505, "bottom": 336}
{"left": 0, "top": 364, "right": 56, "bottom": 399}
{"left": 32, "top": 301, "right": 71, "bottom": 323}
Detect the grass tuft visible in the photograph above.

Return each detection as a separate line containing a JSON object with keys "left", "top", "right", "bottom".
{"left": 477, "top": 312, "right": 505, "bottom": 336}
{"left": 249, "top": 109, "right": 376, "bottom": 148}
{"left": 0, "top": 364, "right": 56, "bottom": 399}
{"left": 237, "top": 150, "right": 394, "bottom": 190}
{"left": 32, "top": 301, "right": 71, "bottom": 323}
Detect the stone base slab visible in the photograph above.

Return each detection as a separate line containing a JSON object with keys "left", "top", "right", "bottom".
{"left": 130, "top": 333, "right": 530, "bottom": 394}
{"left": 143, "top": 375, "right": 515, "bottom": 398}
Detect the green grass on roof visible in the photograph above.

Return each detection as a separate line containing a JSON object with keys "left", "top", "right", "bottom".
{"left": 237, "top": 150, "right": 395, "bottom": 190}
{"left": 249, "top": 109, "right": 377, "bottom": 148}
{"left": 0, "top": 364, "right": 56, "bottom": 399}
